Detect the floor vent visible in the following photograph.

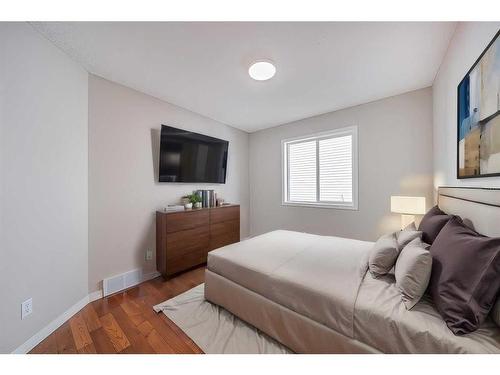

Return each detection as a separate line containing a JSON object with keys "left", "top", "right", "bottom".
{"left": 103, "top": 268, "right": 143, "bottom": 297}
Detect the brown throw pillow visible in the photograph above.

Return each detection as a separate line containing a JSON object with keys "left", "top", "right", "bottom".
{"left": 418, "top": 205, "right": 452, "bottom": 244}
{"left": 428, "top": 216, "right": 500, "bottom": 335}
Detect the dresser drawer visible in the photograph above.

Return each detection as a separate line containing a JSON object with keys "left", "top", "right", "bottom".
{"left": 166, "top": 209, "right": 209, "bottom": 233}
{"left": 166, "top": 226, "right": 209, "bottom": 260}
{"left": 209, "top": 219, "right": 240, "bottom": 251}
{"left": 166, "top": 249, "right": 204, "bottom": 276}
{"left": 210, "top": 206, "right": 239, "bottom": 224}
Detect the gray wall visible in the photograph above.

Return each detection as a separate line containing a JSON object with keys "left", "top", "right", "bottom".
{"left": 0, "top": 23, "right": 89, "bottom": 353}
{"left": 249, "top": 88, "right": 434, "bottom": 241}
{"left": 433, "top": 22, "right": 500, "bottom": 192}
{"left": 88, "top": 75, "right": 249, "bottom": 293}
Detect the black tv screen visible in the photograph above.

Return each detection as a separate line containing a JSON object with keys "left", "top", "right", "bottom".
{"left": 159, "top": 125, "right": 228, "bottom": 183}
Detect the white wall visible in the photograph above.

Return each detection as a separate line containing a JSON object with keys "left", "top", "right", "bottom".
{"left": 249, "top": 88, "right": 434, "bottom": 241}
{"left": 5, "top": 21, "right": 492, "bottom": 353}
{"left": 88, "top": 75, "right": 249, "bottom": 293}
{"left": 433, "top": 22, "right": 500, "bottom": 192}
{"left": 0, "top": 23, "right": 89, "bottom": 353}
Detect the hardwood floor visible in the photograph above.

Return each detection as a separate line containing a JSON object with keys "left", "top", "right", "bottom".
{"left": 29, "top": 266, "right": 205, "bottom": 354}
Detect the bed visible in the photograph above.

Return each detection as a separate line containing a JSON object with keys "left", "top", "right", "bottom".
{"left": 204, "top": 187, "right": 500, "bottom": 353}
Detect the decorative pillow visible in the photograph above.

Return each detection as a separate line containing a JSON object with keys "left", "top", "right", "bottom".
{"left": 396, "top": 225, "right": 422, "bottom": 248}
{"left": 368, "top": 226, "right": 422, "bottom": 278}
{"left": 395, "top": 237, "right": 432, "bottom": 310}
{"left": 368, "top": 233, "right": 398, "bottom": 277}
{"left": 492, "top": 298, "right": 500, "bottom": 327}
{"left": 428, "top": 216, "right": 500, "bottom": 335}
{"left": 403, "top": 222, "right": 417, "bottom": 231}
{"left": 418, "top": 205, "right": 452, "bottom": 244}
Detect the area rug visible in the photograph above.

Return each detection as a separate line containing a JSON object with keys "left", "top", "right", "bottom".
{"left": 153, "top": 284, "right": 292, "bottom": 354}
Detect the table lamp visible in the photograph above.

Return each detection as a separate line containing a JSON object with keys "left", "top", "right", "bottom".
{"left": 390, "top": 196, "right": 426, "bottom": 229}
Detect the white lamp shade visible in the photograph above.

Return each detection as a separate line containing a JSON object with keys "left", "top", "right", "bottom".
{"left": 390, "top": 196, "right": 426, "bottom": 215}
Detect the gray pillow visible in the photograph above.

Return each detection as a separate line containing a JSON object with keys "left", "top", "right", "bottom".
{"left": 396, "top": 229, "right": 422, "bottom": 249}
{"left": 418, "top": 205, "right": 452, "bottom": 244}
{"left": 403, "top": 222, "right": 417, "bottom": 231}
{"left": 428, "top": 216, "right": 500, "bottom": 335}
{"left": 368, "top": 226, "right": 422, "bottom": 278}
{"left": 491, "top": 298, "right": 500, "bottom": 327}
{"left": 395, "top": 237, "right": 432, "bottom": 310}
{"left": 396, "top": 225, "right": 422, "bottom": 248}
{"left": 369, "top": 233, "right": 399, "bottom": 277}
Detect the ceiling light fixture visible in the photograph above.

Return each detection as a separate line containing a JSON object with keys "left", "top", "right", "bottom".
{"left": 248, "top": 61, "right": 276, "bottom": 81}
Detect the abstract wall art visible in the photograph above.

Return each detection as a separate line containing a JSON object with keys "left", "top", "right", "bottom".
{"left": 458, "top": 30, "right": 500, "bottom": 178}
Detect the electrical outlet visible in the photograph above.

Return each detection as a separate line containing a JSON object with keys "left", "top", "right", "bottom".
{"left": 145, "top": 249, "right": 153, "bottom": 261}
{"left": 21, "top": 298, "right": 33, "bottom": 320}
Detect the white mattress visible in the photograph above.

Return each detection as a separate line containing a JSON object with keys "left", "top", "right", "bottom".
{"left": 207, "top": 230, "right": 372, "bottom": 337}
{"left": 207, "top": 230, "right": 500, "bottom": 353}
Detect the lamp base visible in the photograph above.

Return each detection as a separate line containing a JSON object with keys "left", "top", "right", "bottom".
{"left": 401, "top": 214, "right": 415, "bottom": 230}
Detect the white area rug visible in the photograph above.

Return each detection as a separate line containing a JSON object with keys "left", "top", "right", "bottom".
{"left": 153, "top": 284, "right": 292, "bottom": 354}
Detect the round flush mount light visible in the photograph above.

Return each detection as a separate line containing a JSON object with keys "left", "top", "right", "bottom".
{"left": 248, "top": 61, "right": 276, "bottom": 81}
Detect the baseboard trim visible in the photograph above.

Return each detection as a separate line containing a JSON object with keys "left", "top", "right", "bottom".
{"left": 143, "top": 271, "right": 161, "bottom": 282}
{"left": 12, "top": 293, "right": 90, "bottom": 354}
{"left": 88, "top": 289, "right": 103, "bottom": 303}
{"left": 12, "top": 269, "right": 161, "bottom": 354}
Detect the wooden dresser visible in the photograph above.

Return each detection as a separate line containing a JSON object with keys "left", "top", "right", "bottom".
{"left": 156, "top": 204, "right": 240, "bottom": 278}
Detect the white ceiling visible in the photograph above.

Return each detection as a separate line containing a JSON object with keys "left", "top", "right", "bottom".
{"left": 32, "top": 22, "right": 456, "bottom": 132}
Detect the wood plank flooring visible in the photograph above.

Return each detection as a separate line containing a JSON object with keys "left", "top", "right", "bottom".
{"left": 29, "top": 266, "right": 205, "bottom": 354}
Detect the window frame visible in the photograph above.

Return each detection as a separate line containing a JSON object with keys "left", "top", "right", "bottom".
{"left": 281, "top": 126, "right": 358, "bottom": 210}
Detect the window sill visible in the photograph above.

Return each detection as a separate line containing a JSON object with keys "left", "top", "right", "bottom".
{"left": 281, "top": 201, "right": 358, "bottom": 210}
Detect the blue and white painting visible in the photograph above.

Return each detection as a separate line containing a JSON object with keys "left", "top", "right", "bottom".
{"left": 458, "top": 30, "right": 500, "bottom": 178}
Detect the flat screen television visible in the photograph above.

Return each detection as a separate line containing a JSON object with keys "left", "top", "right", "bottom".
{"left": 159, "top": 125, "right": 229, "bottom": 183}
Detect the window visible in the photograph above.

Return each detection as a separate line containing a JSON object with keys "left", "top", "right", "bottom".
{"left": 282, "top": 126, "right": 358, "bottom": 209}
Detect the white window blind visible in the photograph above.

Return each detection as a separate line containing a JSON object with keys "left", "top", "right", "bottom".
{"left": 319, "top": 135, "right": 352, "bottom": 203}
{"left": 282, "top": 126, "right": 358, "bottom": 209}
{"left": 288, "top": 141, "right": 317, "bottom": 202}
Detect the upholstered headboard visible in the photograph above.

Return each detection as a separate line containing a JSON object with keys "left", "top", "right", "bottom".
{"left": 438, "top": 187, "right": 500, "bottom": 237}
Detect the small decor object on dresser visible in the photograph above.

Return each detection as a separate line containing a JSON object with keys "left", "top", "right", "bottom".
{"left": 184, "top": 192, "right": 202, "bottom": 209}
{"left": 458, "top": 30, "right": 500, "bottom": 178}
{"left": 165, "top": 205, "right": 185, "bottom": 212}
{"left": 196, "top": 189, "right": 217, "bottom": 207}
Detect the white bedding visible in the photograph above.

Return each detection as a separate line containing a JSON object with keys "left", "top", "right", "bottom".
{"left": 208, "top": 230, "right": 373, "bottom": 337}
{"left": 355, "top": 272, "right": 500, "bottom": 353}
{"left": 206, "top": 230, "right": 500, "bottom": 353}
